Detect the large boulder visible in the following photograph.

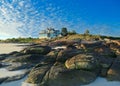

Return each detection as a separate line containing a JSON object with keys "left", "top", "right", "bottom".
{"left": 0, "top": 63, "right": 2, "bottom": 68}
{"left": 4, "top": 70, "right": 29, "bottom": 83}
{"left": 56, "top": 49, "right": 82, "bottom": 62}
{"left": 97, "top": 55, "right": 115, "bottom": 77}
{"left": 94, "top": 46, "right": 117, "bottom": 58}
{"left": 22, "top": 45, "right": 51, "bottom": 55}
{"left": 0, "top": 54, "right": 8, "bottom": 61}
{"left": 42, "top": 62, "right": 97, "bottom": 86}
{"left": 107, "top": 56, "right": 120, "bottom": 81}
{"left": 3, "top": 54, "right": 44, "bottom": 64}
{"left": 80, "top": 41, "right": 102, "bottom": 49}
{"left": 25, "top": 63, "right": 52, "bottom": 84}
{"left": 25, "top": 61, "right": 98, "bottom": 86}
{"left": 6, "top": 63, "right": 33, "bottom": 71}
{"left": 65, "top": 54, "right": 99, "bottom": 70}
{"left": 45, "top": 50, "right": 59, "bottom": 63}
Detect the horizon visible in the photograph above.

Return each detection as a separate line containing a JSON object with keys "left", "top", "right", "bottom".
{"left": 0, "top": 0, "right": 120, "bottom": 39}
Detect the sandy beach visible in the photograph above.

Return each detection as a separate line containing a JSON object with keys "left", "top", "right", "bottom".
{"left": 0, "top": 43, "right": 28, "bottom": 86}
{"left": 0, "top": 43, "right": 27, "bottom": 54}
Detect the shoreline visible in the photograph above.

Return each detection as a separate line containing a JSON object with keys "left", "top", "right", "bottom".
{"left": 0, "top": 43, "right": 29, "bottom": 86}
{"left": 0, "top": 43, "right": 29, "bottom": 54}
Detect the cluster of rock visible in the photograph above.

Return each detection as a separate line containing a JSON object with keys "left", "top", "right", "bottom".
{"left": 0, "top": 39, "right": 120, "bottom": 85}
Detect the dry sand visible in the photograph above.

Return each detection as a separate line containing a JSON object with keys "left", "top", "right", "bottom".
{"left": 0, "top": 43, "right": 27, "bottom": 54}
{"left": 0, "top": 43, "right": 28, "bottom": 86}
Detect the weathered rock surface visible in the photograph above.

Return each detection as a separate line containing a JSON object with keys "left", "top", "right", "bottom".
{"left": 0, "top": 77, "right": 8, "bottom": 84}
{"left": 1, "top": 40, "right": 120, "bottom": 85}
{"left": 56, "top": 49, "right": 82, "bottom": 62}
{"left": 22, "top": 45, "right": 51, "bottom": 55}
{"left": 65, "top": 54, "right": 99, "bottom": 70}
{"left": 25, "top": 63, "right": 52, "bottom": 84}
{"left": 6, "top": 63, "right": 33, "bottom": 71}
{"left": 107, "top": 55, "right": 120, "bottom": 81}
{"left": 4, "top": 70, "right": 29, "bottom": 83}
{"left": 26, "top": 62, "right": 98, "bottom": 86}
{"left": 46, "top": 62, "right": 98, "bottom": 86}
{"left": 0, "top": 54, "right": 8, "bottom": 61}
{"left": 3, "top": 54, "right": 44, "bottom": 63}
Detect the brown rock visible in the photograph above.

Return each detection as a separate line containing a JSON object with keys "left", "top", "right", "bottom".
{"left": 43, "top": 62, "right": 97, "bottom": 86}
{"left": 56, "top": 49, "right": 82, "bottom": 62}
{"left": 107, "top": 56, "right": 120, "bottom": 81}
{"left": 65, "top": 54, "right": 99, "bottom": 70}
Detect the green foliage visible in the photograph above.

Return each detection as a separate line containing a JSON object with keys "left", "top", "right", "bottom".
{"left": 68, "top": 30, "right": 77, "bottom": 35}
{"left": 84, "top": 29, "right": 90, "bottom": 35}
{"left": 1, "top": 37, "right": 38, "bottom": 43}
{"left": 61, "top": 27, "right": 68, "bottom": 36}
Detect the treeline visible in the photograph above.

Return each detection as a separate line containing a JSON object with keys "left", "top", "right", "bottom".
{"left": 0, "top": 37, "right": 38, "bottom": 43}
{"left": 61, "top": 27, "right": 120, "bottom": 40}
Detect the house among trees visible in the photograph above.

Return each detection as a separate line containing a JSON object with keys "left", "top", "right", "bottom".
{"left": 39, "top": 28, "right": 61, "bottom": 39}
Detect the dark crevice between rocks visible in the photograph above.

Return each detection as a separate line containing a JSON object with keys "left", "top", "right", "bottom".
{"left": 0, "top": 77, "right": 8, "bottom": 84}
{"left": 39, "top": 50, "right": 60, "bottom": 86}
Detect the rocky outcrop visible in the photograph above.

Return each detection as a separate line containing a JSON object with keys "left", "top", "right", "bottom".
{"left": 107, "top": 55, "right": 120, "bottom": 81}
{"left": 6, "top": 63, "right": 33, "bottom": 71}
{"left": 56, "top": 49, "right": 82, "bottom": 62}
{"left": 1, "top": 40, "right": 120, "bottom": 85}
{"left": 80, "top": 41, "right": 102, "bottom": 49}
{"left": 3, "top": 54, "right": 45, "bottom": 64}
{"left": 22, "top": 45, "right": 51, "bottom": 55}
{"left": 43, "top": 62, "right": 97, "bottom": 86}
{"left": 25, "top": 63, "right": 52, "bottom": 84}
{"left": 65, "top": 54, "right": 99, "bottom": 70}
{"left": 0, "top": 54, "right": 8, "bottom": 61}
{"left": 0, "top": 63, "right": 2, "bottom": 68}
{"left": 0, "top": 77, "right": 8, "bottom": 84}
{"left": 25, "top": 62, "right": 98, "bottom": 86}
{"left": 4, "top": 70, "right": 29, "bottom": 83}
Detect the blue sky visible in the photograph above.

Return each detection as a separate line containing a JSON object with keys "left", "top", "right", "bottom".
{"left": 0, "top": 0, "right": 120, "bottom": 39}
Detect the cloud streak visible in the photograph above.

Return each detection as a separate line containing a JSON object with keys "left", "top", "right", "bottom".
{"left": 0, "top": 0, "right": 119, "bottom": 39}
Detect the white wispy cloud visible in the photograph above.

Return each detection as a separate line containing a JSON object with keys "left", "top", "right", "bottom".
{"left": 0, "top": 0, "right": 119, "bottom": 39}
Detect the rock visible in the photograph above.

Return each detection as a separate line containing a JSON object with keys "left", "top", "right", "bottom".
{"left": 3, "top": 54, "right": 44, "bottom": 64}
{"left": 107, "top": 56, "right": 120, "bottom": 81}
{"left": 96, "top": 55, "right": 115, "bottom": 77}
{"left": 0, "top": 77, "right": 8, "bottom": 84}
{"left": 57, "top": 49, "right": 82, "bottom": 62}
{"left": 80, "top": 41, "right": 102, "bottom": 49}
{"left": 25, "top": 62, "right": 98, "bottom": 86}
{"left": 100, "top": 68, "right": 108, "bottom": 77}
{"left": 65, "top": 54, "right": 99, "bottom": 70}
{"left": 45, "top": 50, "right": 59, "bottom": 63}
{"left": 66, "top": 44, "right": 76, "bottom": 49}
{"left": 0, "top": 63, "right": 3, "bottom": 68}
{"left": 94, "top": 46, "right": 117, "bottom": 58}
{"left": 0, "top": 54, "right": 8, "bottom": 61}
{"left": 25, "top": 63, "right": 52, "bottom": 84}
{"left": 8, "top": 51, "right": 19, "bottom": 56}
{"left": 42, "top": 62, "right": 97, "bottom": 86}
{"left": 22, "top": 46, "right": 51, "bottom": 55}
{"left": 4, "top": 70, "right": 29, "bottom": 83}
{"left": 6, "top": 63, "right": 33, "bottom": 71}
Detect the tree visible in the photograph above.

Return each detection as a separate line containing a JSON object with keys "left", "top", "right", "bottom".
{"left": 84, "top": 29, "right": 90, "bottom": 35}
{"left": 61, "top": 27, "right": 68, "bottom": 36}
{"left": 68, "top": 30, "right": 77, "bottom": 35}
